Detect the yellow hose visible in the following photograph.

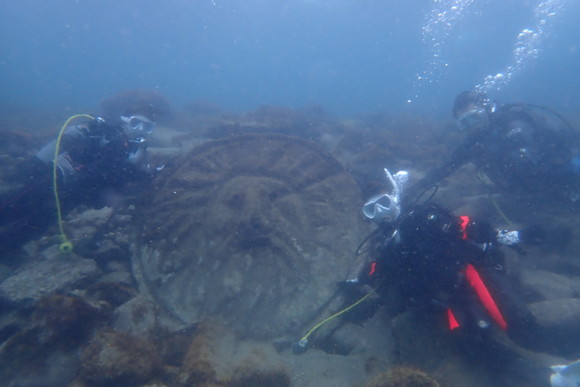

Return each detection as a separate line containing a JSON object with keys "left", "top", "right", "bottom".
{"left": 53, "top": 114, "right": 95, "bottom": 253}
{"left": 489, "top": 194, "right": 513, "bottom": 227}
{"left": 297, "top": 280, "right": 382, "bottom": 348}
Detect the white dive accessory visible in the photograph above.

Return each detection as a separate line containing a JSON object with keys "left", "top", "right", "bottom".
{"left": 362, "top": 169, "right": 409, "bottom": 224}
{"left": 496, "top": 230, "right": 521, "bottom": 246}
{"left": 550, "top": 359, "right": 580, "bottom": 387}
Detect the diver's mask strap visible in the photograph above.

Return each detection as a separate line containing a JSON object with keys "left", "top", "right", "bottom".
{"left": 363, "top": 169, "right": 409, "bottom": 224}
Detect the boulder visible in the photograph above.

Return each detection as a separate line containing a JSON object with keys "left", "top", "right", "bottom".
{"left": 519, "top": 269, "right": 580, "bottom": 300}
{"left": 528, "top": 298, "right": 580, "bottom": 357}
{"left": 79, "top": 330, "right": 162, "bottom": 386}
{"left": 111, "top": 295, "right": 159, "bottom": 336}
{"left": 0, "top": 254, "right": 99, "bottom": 305}
{"left": 367, "top": 366, "right": 440, "bottom": 387}
{"left": 529, "top": 298, "right": 580, "bottom": 329}
{"left": 0, "top": 294, "right": 110, "bottom": 386}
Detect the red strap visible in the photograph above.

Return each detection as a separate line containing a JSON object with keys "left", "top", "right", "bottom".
{"left": 447, "top": 308, "right": 460, "bottom": 330}
{"left": 464, "top": 264, "right": 508, "bottom": 330}
{"left": 368, "top": 262, "right": 377, "bottom": 276}
{"left": 459, "top": 215, "right": 470, "bottom": 240}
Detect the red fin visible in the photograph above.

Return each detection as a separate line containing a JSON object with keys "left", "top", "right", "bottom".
{"left": 369, "top": 262, "right": 377, "bottom": 276}
{"left": 465, "top": 264, "right": 508, "bottom": 330}
{"left": 447, "top": 308, "right": 460, "bottom": 330}
{"left": 459, "top": 215, "right": 470, "bottom": 240}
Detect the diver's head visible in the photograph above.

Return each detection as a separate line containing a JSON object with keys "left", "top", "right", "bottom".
{"left": 362, "top": 169, "right": 408, "bottom": 224}
{"left": 100, "top": 89, "right": 172, "bottom": 139}
{"left": 453, "top": 90, "right": 496, "bottom": 132}
{"left": 120, "top": 114, "right": 156, "bottom": 139}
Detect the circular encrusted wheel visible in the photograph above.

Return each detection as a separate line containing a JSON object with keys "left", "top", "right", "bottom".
{"left": 135, "top": 134, "right": 368, "bottom": 338}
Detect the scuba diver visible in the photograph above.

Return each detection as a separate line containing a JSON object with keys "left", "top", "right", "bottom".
{"left": 35, "top": 112, "right": 158, "bottom": 194}
{"left": 407, "top": 89, "right": 580, "bottom": 203}
{"left": 347, "top": 169, "right": 545, "bottom": 349}
{"left": 0, "top": 107, "right": 162, "bottom": 258}
{"left": 297, "top": 168, "right": 553, "bottom": 384}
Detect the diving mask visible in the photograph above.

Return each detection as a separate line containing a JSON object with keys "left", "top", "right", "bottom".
{"left": 363, "top": 169, "right": 409, "bottom": 224}
{"left": 121, "top": 115, "right": 156, "bottom": 134}
{"left": 457, "top": 108, "right": 489, "bottom": 131}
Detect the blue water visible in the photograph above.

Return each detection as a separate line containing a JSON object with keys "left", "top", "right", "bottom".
{"left": 1, "top": 0, "right": 579, "bottom": 117}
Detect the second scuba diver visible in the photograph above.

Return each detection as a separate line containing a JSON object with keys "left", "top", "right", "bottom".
{"left": 407, "top": 90, "right": 580, "bottom": 204}
{"left": 300, "top": 168, "right": 554, "bottom": 384}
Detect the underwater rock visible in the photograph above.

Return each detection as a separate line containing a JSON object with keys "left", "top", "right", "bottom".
{"left": 37, "top": 205, "right": 137, "bottom": 267}
{"left": 0, "top": 154, "right": 28, "bottom": 195}
{"left": 0, "top": 294, "right": 107, "bottom": 352}
{"left": 331, "top": 114, "right": 450, "bottom": 198}
{"left": 0, "top": 349, "right": 80, "bottom": 387}
{"left": 225, "top": 367, "right": 290, "bottom": 387}
{"left": 207, "top": 105, "right": 340, "bottom": 141}
{"left": 0, "top": 294, "right": 109, "bottom": 386}
{"left": 90, "top": 239, "right": 128, "bottom": 263}
{"left": 97, "top": 269, "right": 134, "bottom": 287}
{"left": 0, "top": 254, "right": 100, "bottom": 305}
{"left": 179, "top": 322, "right": 219, "bottom": 386}
{"left": 0, "top": 128, "right": 41, "bottom": 156}
{"left": 79, "top": 330, "right": 162, "bottom": 386}
{"left": 366, "top": 365, "right": 440, "bottom": 387}
{"left": 519, "top": 269, "right": 580, "bottom": 301}
{"left": 31, "top": 293, "right": 110, "bottom": 348}
{"left": 86, "top": 279, "right": 137, "bottom": 307}
{"left": 179, "top": 320, "right": 290, "bottom": 387}
{"left": 64, "top": 206, "right": 114, "bottom": 254}
{"left": 111, "top": 295, "right": 159, "bottom": 336}
{"left": 68, "top": 206, "right": 114, "bottom": 228}
{"left": 529, "top": 298, "right": 580, "bottom": 329}
{"left": 135, "top": 134, "right": 369, "bottom": 339}
{"left": 91, "top": 238, "right": 128, "bottom": 263}
{"left": 155, "top": 328, "right": 196, "bottom": 369}
{"left": 327, "top": 308, "right": 395, "bottom": 358}
{"left": 528, "top": 298, "right": 580, "bottom": 357}
{"left": 177, "top": 318, "right": 398, "bottom": 387}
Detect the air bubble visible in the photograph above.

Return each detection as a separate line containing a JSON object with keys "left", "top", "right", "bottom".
{"left": 477, "top": 0, "right": 566, "bottom": 93}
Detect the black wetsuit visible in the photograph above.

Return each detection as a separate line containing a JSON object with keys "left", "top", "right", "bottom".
{"left": 409, "top": 104, "right": 580, "bottom": 200}
{"left": 0, "top": 118, "right": 149, "bottom": 256}
{"left": 353, "top": 202, "right": 554, "bottom": 385}
{"left": 48, "top": 118, "right": 148, "bottom": 201}
{"left": 357, "top": 203, "right": 540, "bottom": 348}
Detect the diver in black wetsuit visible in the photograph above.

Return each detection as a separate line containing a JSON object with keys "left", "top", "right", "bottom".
{"left": 407, "top": 90, "right": 580, "bottom": 203}
{"left": 352, "top": 170, "right": 543, "bottom": 346}
{"left": 341, "top": 169, "right": 552, "bottom": 384}
{"left": 289, "top": 168, "right": 554, "bottom": 383}
{"left": 0, "top": 111, "right": 160, "bottom": 257}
